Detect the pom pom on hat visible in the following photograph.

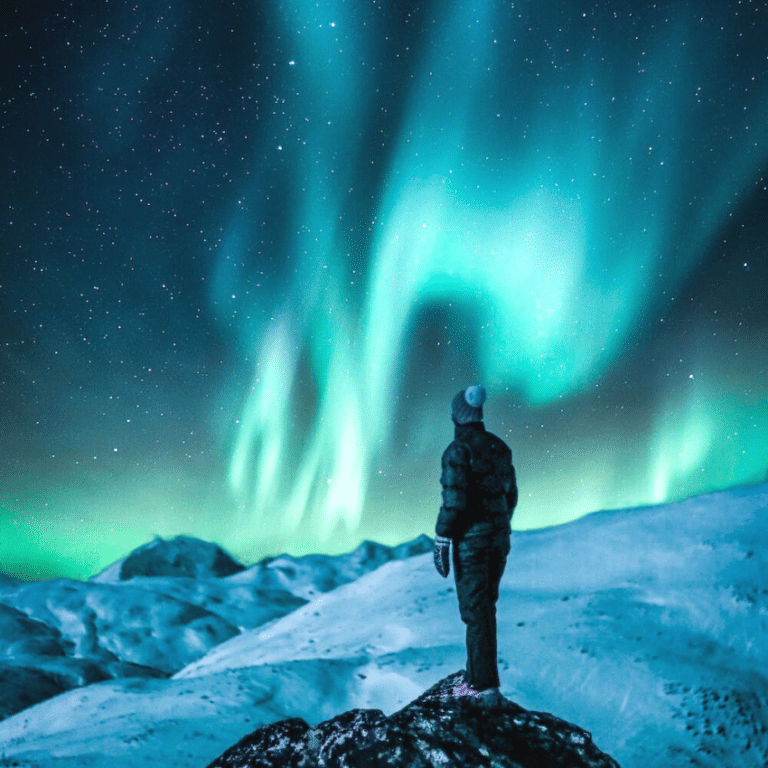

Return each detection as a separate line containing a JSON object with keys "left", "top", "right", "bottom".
{"left": 451, "top": 385, "right": 486, "bottom": 424}
{"left": 464, "top": 385, "right": 486, "bottom": 409}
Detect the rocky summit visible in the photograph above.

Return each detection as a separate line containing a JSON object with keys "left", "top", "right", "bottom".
{"left": 206, "top": 670, "right": 622, "bottom": 768}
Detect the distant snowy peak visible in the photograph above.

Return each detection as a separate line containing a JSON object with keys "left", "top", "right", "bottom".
{"left": 90, "top": 532, "right": 434, "bottom": 598}
{"left": 390, "top": 533, "right": 436, "bottom": 559}
{"left": 91, "top": 535, "right": 246, "bottom": 582}
{"left": 225, "top": 534, "right": 434, "bottom": 600}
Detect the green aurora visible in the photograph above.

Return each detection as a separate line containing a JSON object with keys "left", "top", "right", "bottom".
{"left": 1, "top": 0, "right": 767, "bottom": 580}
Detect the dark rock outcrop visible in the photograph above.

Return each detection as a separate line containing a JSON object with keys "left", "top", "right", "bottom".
{"left": 0, "top": 657, "right": 166, "bottom": 722}
{"left": 0, "top": 664, "right": 69, "bottom": 721}
{"left": 119, "top": 535, "right": 246, "bottom": 580}
{"left": 206, "top": 671, "right": 621, "bottom": 768}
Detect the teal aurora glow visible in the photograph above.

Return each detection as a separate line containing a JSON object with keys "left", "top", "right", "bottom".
{"left": 1, "top": 0, "right": 766, "bottom": 580}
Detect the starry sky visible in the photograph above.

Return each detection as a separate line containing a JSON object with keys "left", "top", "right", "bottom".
{"left": 1, "top": 0, "right": 767, "bottom": 581}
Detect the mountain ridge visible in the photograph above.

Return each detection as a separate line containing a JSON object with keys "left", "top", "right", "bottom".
{"left": 0, "top": 483, "right": 766, "bottom": 767}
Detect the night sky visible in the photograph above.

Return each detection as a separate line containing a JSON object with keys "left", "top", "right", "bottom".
{"left": 2, "top": 0, "right": 767, "bottom": 581}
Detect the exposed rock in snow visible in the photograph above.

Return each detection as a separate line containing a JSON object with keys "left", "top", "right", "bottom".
{"left": 0, "top": 664, "right": 69, "bottom": 721}
{"left": 0, "top": 653, "right": 166, "bottom": 725}
{"left": 0, "top": 602, "right": 69, "bottom": 657}
{"left": 206, "top": 670, "right": 622, "bottom": 768}
{"left": 92, "top": 534, "right": 246, "bottom": 582}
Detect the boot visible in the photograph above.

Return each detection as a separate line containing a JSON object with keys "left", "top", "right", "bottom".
{"left": 475, "top": 686, "right": 503, "bottom": 706}
{"left": 452, "top": 678, "right": 503, "bottom": 706}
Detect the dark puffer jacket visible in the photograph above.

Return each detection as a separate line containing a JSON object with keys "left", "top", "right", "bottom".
{"left": 436, "top": 421, "right": 517, "bottom": 541}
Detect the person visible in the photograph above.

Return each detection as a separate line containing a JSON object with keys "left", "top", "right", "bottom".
{"left": 433, "top": 385, "right": 517, "bottom": 705}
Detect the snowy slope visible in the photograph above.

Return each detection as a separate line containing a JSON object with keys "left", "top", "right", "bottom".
{"left": 0, "top": 533, "right": 433, "bottom": 733}
{"left": 0, "top": 485, "right": 767, "bottom": 768}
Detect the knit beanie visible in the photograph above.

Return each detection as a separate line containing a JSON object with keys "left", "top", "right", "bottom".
{"left": 451, "top": 385, "right": 486, "bottom": 424}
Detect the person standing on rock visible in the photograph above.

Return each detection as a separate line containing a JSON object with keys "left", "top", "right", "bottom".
{"left": 433, "top": 385, "right": 517, "bottom": 705}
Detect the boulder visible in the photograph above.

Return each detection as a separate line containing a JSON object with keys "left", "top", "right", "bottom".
{"left": 206, "top": 670, "right": 621, "bottom": 768}
{"left": 118, "top": 535, "right": 246, "bottom": 580}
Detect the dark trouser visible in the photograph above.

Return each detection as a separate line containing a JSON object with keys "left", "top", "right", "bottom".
{"left": 453, "top": 533, "right": 510, "bottom": 691}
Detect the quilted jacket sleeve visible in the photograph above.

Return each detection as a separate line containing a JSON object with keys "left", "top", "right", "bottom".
{"left": 435, "top": 441, "right": 470, "bottom": 538}
{"left": 506, "top": 463, "right": 518, "bottom": 522}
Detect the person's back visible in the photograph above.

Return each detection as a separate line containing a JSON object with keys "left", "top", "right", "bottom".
{"left": 438, "top": 419, "right": 516, "bottom": 542}
{"left": 433, "top": 385, "right": 517, "bottom": 705}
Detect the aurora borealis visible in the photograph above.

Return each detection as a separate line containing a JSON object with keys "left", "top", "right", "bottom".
{"left": 2, "top": 0, "right": 767, "bottom": 581}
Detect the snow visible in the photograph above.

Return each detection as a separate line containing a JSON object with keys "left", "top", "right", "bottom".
{"left": 0, "top": 486, "right": 767, "bottom": 767}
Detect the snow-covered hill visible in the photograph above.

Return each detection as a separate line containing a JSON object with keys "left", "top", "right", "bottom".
{"left": 0, "top": 533, "right": 433, "bottom": 724}
{"left": 0, "top": 485, "right": 767, "bottom": 768}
